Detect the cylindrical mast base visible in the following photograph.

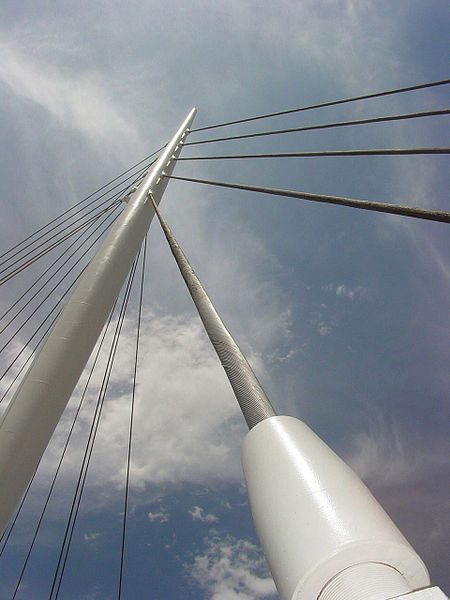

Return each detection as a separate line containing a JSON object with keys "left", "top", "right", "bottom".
{"left": 241, "top": 416, "right": 430, "bottom": 600}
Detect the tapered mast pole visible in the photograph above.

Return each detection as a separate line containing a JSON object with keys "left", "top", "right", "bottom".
{"left": 150, "top": 199, "right": 440, "bottom": 600}
{"left": 0, "top": 108, "right": 196, "bottom": 536}
{"left": 148, "top": 193, "right": 275, "bottom": 429}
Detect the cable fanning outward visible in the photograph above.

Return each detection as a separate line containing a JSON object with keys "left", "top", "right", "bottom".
{"left": 191, "top": 77, "right": 450, "bottom": 131}
{"left": 178, "top": 147, "right": 450, "bottom": 160}
{"left": 0, "top": 84, "right": 448, "bottom": 597}
{"left": 49, "top": 254, "right": 141, "bottom": 600}
{"left": 118, "top": 235, "right": 147, "bottom": 600}
{"left": 0, "top": 160, "right": 155, "bottom": 285}
{"left": 9, "top": 301, "right": 119, "bottom": 599}
{"left": 0, "top": 201, "right": 122, "bottom": 325}
{"left": 0, "top": 204, "right": 122, "bottom": 386}
{"left": 0, "top": 147, "right": 164, "bottom": 264}
{"left": 165, "top": 175, "right": 450, "bottom": 224}
{"left": 0, "top": 202, "right": 120, "bottom": 284}
{"left": 186, "top": 109, "right": 450, "bottom": 146}
{"left": 0, "top": 205, "right": 121, "bottom": 355}
{"left": 0, "top": 475, "right": 35, "bottom": 555}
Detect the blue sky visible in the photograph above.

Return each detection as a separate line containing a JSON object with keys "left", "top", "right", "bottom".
{"left": 0, "top": 1, "right": 449, "bottom": 598}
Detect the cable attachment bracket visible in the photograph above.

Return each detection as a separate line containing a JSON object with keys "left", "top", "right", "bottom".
{"left": 144, "top": 190, "right": 154, "bottom": 205}
{"left": 120, "top": 186, "right": 138, "bottom": 203}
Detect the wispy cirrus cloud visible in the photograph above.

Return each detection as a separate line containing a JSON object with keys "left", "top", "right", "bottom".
{"left": 343, "top": 421, "right": 450, "bottom": 580}
{"left": 344, "top": 421, "right": 450, "bottom": 488}
{"left": 0, "top": 38, "right": 138, "bottom": 146}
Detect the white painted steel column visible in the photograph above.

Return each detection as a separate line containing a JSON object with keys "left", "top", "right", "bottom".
{"left": 241, "top": 416, "right": 431, "bottom": 600}
{"left": 0, "top": 108, "right": 196, "bottom": 536}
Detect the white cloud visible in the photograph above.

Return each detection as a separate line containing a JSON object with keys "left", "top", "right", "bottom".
{"left": 1, "top": 182, "right": 293, "bottom": 503}
{"left": 189, "top": 505, "right": 218, "bottom": 523}
{"left": 188, "top": 533, "right": 277, "bottom": 600}
{"left": 323, "top": 283, "right": 366, "bottom": 301}
{"left": 336, "top": 284, "right": 358, "bottom": 300}
{"left": 148, "top": 508, "right": 170, "bottom": 523}
{"left": 0, "top": 0, "right": 448, "bottom": 593}
{"left": 72, "top": 311, "right": 250, "bottom": 494}
{"left": 0, "top": 38, "right": 139, "bottom": 148}
{"left": 84, "top": 531, "right": 102, "bottom": 542}
{"left": 317, "top": 324, "right": 331, "bottom": 336}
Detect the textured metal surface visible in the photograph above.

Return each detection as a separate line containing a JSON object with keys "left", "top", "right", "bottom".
{"left": 0, "top": 108, "right": 196, "bottom": 537}
{"left": 395, "top": 589, "right": 448, "bottom": 599}
{"left": 149, "top": 195, "right": 276, "bottom": 429}
{"left": 318, "top": 563, "right": 410, "bottom": 600}
{"left": 166, "top": 175, "right": 450, "bottom": 224}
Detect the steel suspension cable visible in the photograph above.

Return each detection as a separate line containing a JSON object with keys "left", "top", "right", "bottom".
{"left": 149, "top": 195, "right": 275, "bottom": 429}
{"left": 0, "top": 162, "right": 148, "bottom": 320}
{"left": 0, "top": 475, "right": 35, "bottom": 556}
{"left": 0, "top": 148, "right": 163, "bottom": 264}
{"left": 186, "top": 109, "right": 450, "bottom": 146}
{"left": 0, "top": 278, "right": 80, "bottom": 387}
{"left": 118, "top": 235, "right": 147, "bottom": 600}
{"left": 0, "top": 191, "right": 124, "bottom": 394}
{"left": 0, "top": 190, "right": 121, "bottom": 271}
{"left": 0, "top": 202, "right": 120, "bottom": 286}
{"left": 9, "top": 300, "right": 118, "bottom": 600}
{"left": 0, "top": 205, "right": 122, "bottom": 387}
{"left": 0, "top": 161, "right": 155, "bottom": 284}
{"left": 178, "top": 147, "right": 450, "bottom": 161}
{"left": 0, "top": 204, "right": 122, "bottom": 338}
{"left": 0, "top": 207, "right": 120, "bottom": 353}
{"left": 191, "top": 78, "right": 450, "bottom": 132}
{"left": 166, "top": 175, "right": 450, "bottom": 224}
{"left": 0, "top": 310, "right": 59, "bottom": 405}
{"left": 1, "top": 231, "right": 93, "bottom": 325}
{"left": 0, "top": 202, "right": 123, "bottom": 326}
{"left": 49, "top": 255, "right": 140, "bottom": 600}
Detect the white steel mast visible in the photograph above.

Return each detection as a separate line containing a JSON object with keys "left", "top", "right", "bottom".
{"left": 0, "top": 108, "right": 196, "bottom": 536}
{"left": 0, "top": 108, "right": 446, "bottom": 600}
{"left": 150, "top": 195, "right": 446, "bottom": 600}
